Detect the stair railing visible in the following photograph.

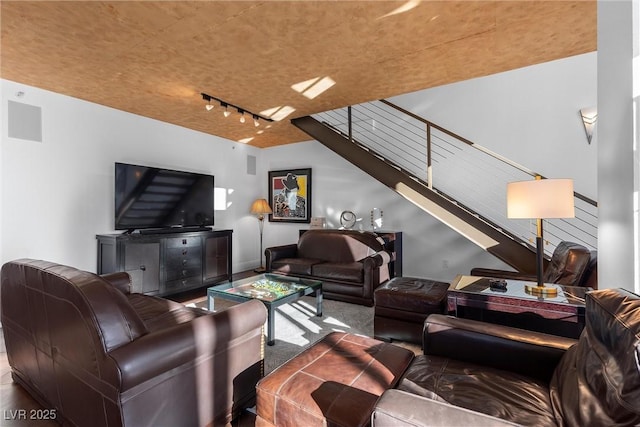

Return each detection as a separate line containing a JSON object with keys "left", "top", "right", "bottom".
{"left": 313, "top": 100, "right": 598, "bottom": 256}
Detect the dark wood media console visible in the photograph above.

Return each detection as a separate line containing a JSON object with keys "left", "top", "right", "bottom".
{"left": 97, "top": 229, "right": 232, "bottom": 296}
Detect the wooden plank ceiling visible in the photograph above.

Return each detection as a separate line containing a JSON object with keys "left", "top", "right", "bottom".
{"left": 1, "top": 1, "right": 596, "bottom": 148}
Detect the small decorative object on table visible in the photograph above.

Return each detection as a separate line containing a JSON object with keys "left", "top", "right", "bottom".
{"left": 371, "top": 208, "right": 384, "bottom": 229}
{"left": 310, "top": 216, "right": 326, "bottom": 229}
{"left": 340, "top": 210, "right": 356, "bottom": 229}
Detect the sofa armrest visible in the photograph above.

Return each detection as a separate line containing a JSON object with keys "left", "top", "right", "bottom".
{"left": 109, "top": 299, "right": 267, "bottom": 391}
{"left": 372, "top": 389, "right": 518, "bottom": 427}
{"left": 265, "top": 244, "right": 298, "bottom": 269}
{"left": 363, "top": 250, "right": 393, "bottom": 269}
{"left": 469, "top": 268, "right": 536, "bottom": 282}
{"left": 424, "top": 314, "right": 576, "bottom": 383}
{"left": 100, "top": 272, "right": 132, "bottom": 294}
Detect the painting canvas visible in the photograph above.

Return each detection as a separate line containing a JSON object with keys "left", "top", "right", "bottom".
{"left": 268, "top": 168, "right": 311, "bottom": 223}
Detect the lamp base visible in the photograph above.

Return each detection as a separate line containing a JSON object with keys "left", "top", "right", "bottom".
{"left": 525, "top": 284, "right": 558, "bottom": 297}
{"left": 254, "top": 266, "right": 267, "bottom": 274}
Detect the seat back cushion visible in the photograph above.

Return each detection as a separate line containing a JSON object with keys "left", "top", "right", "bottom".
{"left": 550, "top": 288, "right": 640, "bottom": 426}
{"left": 297, "top": 230, "right": 383, "bottom": 263}
{"left": 543, "top": 241, "right": 591, "bottom": 285}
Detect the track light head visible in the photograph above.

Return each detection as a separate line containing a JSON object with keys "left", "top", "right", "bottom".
{"left": 253, "top": 115, "right": 260, "bottom": 127}
{"left": 205, "top": 103, "right": 214, "bottom": 111}
{"left": 239, "top": 110, "right": 246, "bottom": 123}
{"left": 222, "top": 103, "right": 231, "bottom": 117}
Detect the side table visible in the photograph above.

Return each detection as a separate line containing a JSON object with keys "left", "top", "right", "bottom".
{"left": 447, "top": 275, "right": 591, "bottom": 339}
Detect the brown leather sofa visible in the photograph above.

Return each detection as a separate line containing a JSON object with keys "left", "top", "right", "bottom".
{"left": 265, "top": 229, "right": 392, "bottom": 306}
{"left": 371, "top": 287, "right": 640, "bottom": 426}
{"left": 471, "top": 241, "right": 597, "bottom": 288}
{"left": 1, "top": 259, "right": 267, "bottom": 427}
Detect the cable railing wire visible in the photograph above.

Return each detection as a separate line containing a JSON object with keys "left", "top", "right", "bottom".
{"left": 313, "top": 100, "right": 598, "bottom": 255}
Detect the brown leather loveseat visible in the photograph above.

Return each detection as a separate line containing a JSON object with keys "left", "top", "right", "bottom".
{"left": 1, "top": 259, "right": 267, "bottom": 427}
{"left": 265, "top": 229, "right": 392, "bottom": 306}
{"left": 371, "top": 287, "right": 640, "bottom": 426}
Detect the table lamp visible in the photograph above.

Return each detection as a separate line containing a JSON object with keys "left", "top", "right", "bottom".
{"left": 507, "top": 176, "right": 575, "bottom": 296}
{"left": 251, "top": 198, "right": 273, "bottom": 273}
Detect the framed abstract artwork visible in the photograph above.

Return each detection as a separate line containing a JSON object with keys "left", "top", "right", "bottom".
{"left": 268, "top": 168, "right": 312, "bottom": 223}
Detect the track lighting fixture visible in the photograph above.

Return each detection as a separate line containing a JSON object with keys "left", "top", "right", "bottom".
{"left": 200, "top": 92, "right": 274, "bottom": 124}
{"left": 222, "top": 103, "right": 231, "bottom": 117}
{"left": 202, "top": 94, "right": 214, "bottom": 111}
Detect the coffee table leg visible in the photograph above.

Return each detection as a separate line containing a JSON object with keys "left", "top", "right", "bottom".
{"left": 267, "top": 305, "right": 275, "bottom": 346}
{"left": 316, "top": 288, "right": 323, "bottom": 317}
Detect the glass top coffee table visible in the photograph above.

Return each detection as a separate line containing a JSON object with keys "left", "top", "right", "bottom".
{"left": 207, "top": 273, "right": 323, "bottom": 346}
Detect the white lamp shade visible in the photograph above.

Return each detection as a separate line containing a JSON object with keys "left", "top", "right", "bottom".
{"left": 507, "top": 179, "right": 575, "bottom": 219}
{"left": 250, "top": 198, "right": 273, "bottom": 215}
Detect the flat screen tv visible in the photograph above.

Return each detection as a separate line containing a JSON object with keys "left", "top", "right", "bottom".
{"left": 115, "top": 162, "right": 214, "bottom": 232}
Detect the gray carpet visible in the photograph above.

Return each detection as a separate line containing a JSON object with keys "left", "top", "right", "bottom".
{"left": 189, "top": 295, "right": 403, "bottom": 374}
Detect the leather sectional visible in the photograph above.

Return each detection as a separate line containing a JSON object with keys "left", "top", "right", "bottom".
{"left": 372, "top": 287, "right": 640, "bottom": 426}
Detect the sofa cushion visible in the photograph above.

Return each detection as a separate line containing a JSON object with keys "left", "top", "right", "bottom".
{"left": 398, "top": 355, "right": 556, "bottom": 426}
{"left": 312, "top": 262, "right": 363, "bottom": 283}
{"left": 271, "top": 258, "right": 325, "bottom": 276}
{"left": 550, "top": 288, "right": 640, "bottom": 426}
{"left": 127, "top": 293, "right": 208, "bottom": 332}
{"left": 297, "top": 230, "right": 383, "bottom": 263}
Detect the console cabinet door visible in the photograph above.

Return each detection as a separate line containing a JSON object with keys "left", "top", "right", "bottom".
{"left": 123, "top": 242, "right": 161, "bottom": 294}
{"left": 204, "top": 234, "right": 230, "bottom": 283}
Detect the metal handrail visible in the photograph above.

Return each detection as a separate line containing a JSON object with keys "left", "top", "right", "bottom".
{"left": 379, "top": 99, "right": 598, "bottom": 207}
{"left": 312, "top": 99, "right": 598, "bottom": 254}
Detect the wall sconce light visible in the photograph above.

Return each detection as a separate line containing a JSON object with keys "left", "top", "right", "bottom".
{"left": 201, "top": 92, "right": 274, "bottom": 125}
{"left": 580, "top": 107, "right": 597, "bottom": 144}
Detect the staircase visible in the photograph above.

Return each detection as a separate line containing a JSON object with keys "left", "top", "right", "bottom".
{"left": 292, "top": 100, "right": 598, "bottom": 273}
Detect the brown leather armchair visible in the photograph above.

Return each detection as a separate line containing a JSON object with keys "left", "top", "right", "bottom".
{"left": 372, "top": 288, "right": 640, "bottom": 426}
{"left": 1, "top": 259, "right": 268, "bottom": 427}
{"left": 470, "top": 241, "right": 595, "bottom": 287}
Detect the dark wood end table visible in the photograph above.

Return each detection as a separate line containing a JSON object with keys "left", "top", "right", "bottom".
{"left": 447, "top": 275, "right": 591, "bottom": 339}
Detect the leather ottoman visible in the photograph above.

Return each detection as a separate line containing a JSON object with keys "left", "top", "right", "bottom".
{"left": 374, "top": 277, "right": 449, "bottom": 344}
{"left": 255, "top": 332, "right": 414, "bottom": 427}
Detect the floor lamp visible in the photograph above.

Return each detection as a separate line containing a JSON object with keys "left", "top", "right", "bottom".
{"left": 507, "top": 176, "right": 575, "bottom": 296}
{"left": 251, "top": 198, "right": 273, "bottom": 273}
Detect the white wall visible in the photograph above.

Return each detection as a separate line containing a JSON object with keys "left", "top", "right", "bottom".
{"left": 597, "top": 0, "right": 638, "bottom": 293}
{"left": 1, "top": 79, "right": 264, "bottom": 273}
{"left": 262, "top": 141, "right": 511, "bottom": 282}
{"left": 389, "top": 52, "right": 598, "bottom": 199}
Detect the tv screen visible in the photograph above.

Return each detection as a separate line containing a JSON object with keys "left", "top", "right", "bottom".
{"left": 115, "top": 162, "right": 214, "bottom": 231}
